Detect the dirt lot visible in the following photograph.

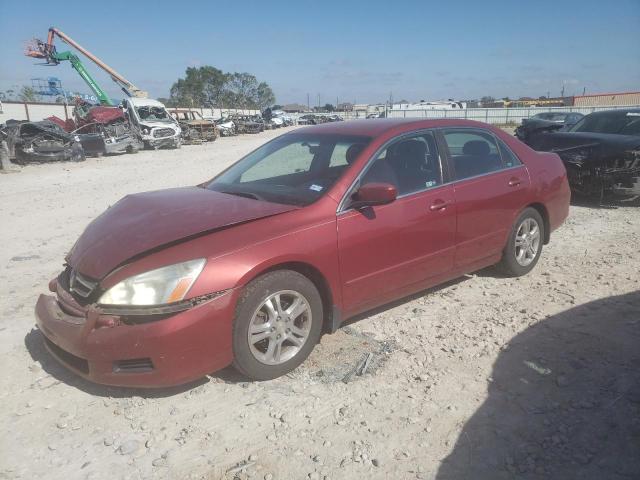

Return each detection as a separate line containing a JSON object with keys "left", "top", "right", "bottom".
{"left": 1, "top": 127, "right": 638, "bottom": 480}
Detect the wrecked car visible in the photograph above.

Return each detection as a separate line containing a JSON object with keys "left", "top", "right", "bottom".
{"left": 517, "top": 108, "right": 640, "bottom": 199}
{"left": 34, "top": 118, "right": 569, "bottom": 387}
{"left": 48, "top": 100, "right": 143, "bottom": 156}
{"left": 229, "top": 115, "right": 262, "bottom": 134}
{"left": 4, "top": 120, "right": 84, "bottom": 164}
{"left": 297, "top": 114, "right": 318, "bottom": 125}
{"left": 170, "top": 109, "right": 218, "bottom": 145}
{"left": 214, "top": 117, "right": 236, "bottom": 136}
{"left": 122, "top": 98, "right": 182, "bottom": 149}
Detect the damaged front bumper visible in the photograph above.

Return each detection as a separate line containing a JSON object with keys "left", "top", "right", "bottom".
{"left": 35, "top": 276, "right": 237, "bottom": 387}
{"left": 559, "top": 148, "right": 640, "bottom": 198}
{"left": 141, "top": 125, "right": 181, "bottom": 149}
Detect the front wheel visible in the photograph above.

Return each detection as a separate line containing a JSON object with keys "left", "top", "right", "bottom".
{"left": 232, "top": 270, "right": 323, "bottom": 380}
{"left": 496, "top": 207, "right": 544, "bottom": 277}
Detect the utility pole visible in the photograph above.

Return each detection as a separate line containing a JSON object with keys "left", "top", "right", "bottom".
{"left": 317, "top": 93, "right": 321, "bottom": 109}
{"left": 307, "top": 93, "right": 310, "bottom": 112}
{"left": 561, "top": 82, "right": 565, "bottom": 98}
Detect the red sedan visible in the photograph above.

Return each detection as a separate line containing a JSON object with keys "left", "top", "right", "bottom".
{"left": 35, "top": 119, "right": 570, "bottom": 386}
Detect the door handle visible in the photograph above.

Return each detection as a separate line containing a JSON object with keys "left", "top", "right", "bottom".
{"left": 429, "top": 199, "right": 451, "bottom": 211}
{"left": 508, "top": 177, "right": 522, "bottom": 187}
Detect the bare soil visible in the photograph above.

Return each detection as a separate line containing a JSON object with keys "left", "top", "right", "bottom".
{"left": 1, "top": 127, "right": 638, "bottom": 480}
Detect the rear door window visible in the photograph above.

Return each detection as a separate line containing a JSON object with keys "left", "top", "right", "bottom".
{"left": 442, "top": 129, "right": 504, "bottom": 180}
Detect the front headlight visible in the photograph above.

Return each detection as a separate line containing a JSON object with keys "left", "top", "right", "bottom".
{"left": 98, "top": 259, "right": 206, "bottom": 306}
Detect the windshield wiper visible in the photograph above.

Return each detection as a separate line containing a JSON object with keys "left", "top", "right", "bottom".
{"left": 220, "top": 190, "right": 262, "bottom": 201}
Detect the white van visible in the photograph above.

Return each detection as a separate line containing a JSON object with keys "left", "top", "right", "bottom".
{"left": 122, "top": 98, "right": 182, "bottom": 149}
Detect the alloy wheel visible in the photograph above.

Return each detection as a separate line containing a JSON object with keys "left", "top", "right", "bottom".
{"left": 514, "top": 217, "right": 541, "bottom": 267}
{"left": 247, "top": 290, "right": 312, "bottom": 365}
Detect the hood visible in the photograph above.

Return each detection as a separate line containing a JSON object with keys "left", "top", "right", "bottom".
{"left": 66, "top": 187, "right": 298, "bottom": 279}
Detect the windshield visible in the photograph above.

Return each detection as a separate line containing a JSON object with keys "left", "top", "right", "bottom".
{"left": 136, "top": 105, "right": 173, "bottom": 122}
{"left": 208, "top": 133, "right": 372, "bottom": 206}
{"left": 569, "top": 111, "right": 640, "bottom": 136}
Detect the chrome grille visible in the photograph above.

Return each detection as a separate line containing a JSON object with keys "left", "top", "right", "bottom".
{"left": 153, "top": 128, "right": 175, "bottom": 138}
{"left": 69, "top": 269, "right": 98, "bottom": 298}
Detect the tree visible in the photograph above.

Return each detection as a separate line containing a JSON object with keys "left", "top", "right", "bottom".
{"left": 168, "top": 66, "right": 275, "bottom": 109}
{"left": 480, "top": 96, "right": 495, "bottom": 104}
{"left": 254, "top": 81, "right": 275, "bottom": 110}
{"left": 272, "top": 104, "right": 283, "bottom": 110}
{"left": 323, "top": 103, "right": 335, "bottom": 112}
{"left": 19, "top": 86, "right": 39, "bottom": 102}
{"left": 170, "top": 66, "right": 229, "bottom": 107}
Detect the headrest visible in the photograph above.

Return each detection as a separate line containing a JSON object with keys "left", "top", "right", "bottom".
{"left": 392, "top": 140, "right": 426, "bottom": 161}
{"left": 462, "top": 140, "right": 490, "bottom": 156}
{"left": 346, "top": 143, "right": 366, "bottom": 164}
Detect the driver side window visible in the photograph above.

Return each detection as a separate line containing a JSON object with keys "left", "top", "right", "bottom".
{"left": 361, "top": 131, "right": 442, "bottom": 196}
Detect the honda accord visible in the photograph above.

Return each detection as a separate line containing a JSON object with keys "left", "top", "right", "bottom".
{"left": 35, "top": 119, "right": 570, "bottom": 386}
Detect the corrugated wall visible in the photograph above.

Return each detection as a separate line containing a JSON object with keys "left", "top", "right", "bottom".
{"left": 573, "top": 92, "right": 640, "bottom": 107}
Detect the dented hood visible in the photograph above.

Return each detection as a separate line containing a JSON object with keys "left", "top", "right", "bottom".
{"left": 66, "top": 187, "right": 297, "bottom": 279}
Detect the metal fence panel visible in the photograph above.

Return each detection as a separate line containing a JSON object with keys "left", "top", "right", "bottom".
{"left": 385, "top": 104, "right": 639, "bottom": 125}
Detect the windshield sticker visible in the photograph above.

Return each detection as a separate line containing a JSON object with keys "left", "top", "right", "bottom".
{"left": 309, "top": 184, "right": 323, "bottom": 192}
{"left": 425, "top": 180, "right": 437, "bottom": 188}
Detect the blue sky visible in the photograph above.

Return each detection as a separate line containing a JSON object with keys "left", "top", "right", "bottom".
{"left": 1, "top": 0, "right": 638, "bottom": 105}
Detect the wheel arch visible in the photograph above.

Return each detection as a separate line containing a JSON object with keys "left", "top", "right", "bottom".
{"left": 527, "top": 202, "right": 551, "bottom": 244}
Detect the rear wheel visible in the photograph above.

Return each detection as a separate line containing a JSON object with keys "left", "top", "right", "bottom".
{"left": 496, "top": 207, "right": 544, "bottom": 277}
{"left": 232, "top": 270, "right": 323, "bottom": 380}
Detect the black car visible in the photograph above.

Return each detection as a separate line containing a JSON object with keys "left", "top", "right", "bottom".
{"left": 517, "top": 109, "right": 640, "bottom": 199}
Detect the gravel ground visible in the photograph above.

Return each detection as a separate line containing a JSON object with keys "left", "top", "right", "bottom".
{"left": 1, "top": 126, "right": 638, "bottom": 480}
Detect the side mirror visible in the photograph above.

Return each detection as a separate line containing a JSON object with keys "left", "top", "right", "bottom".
{"left": 350, "top": 182, "right": 397, "bottom": 209}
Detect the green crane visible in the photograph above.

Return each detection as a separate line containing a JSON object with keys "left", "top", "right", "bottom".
{"left": 39, "top": 50, "right": 113, "bottom": 106}
{"left": 26, "top": 27, "right": 148, "bottom": 106}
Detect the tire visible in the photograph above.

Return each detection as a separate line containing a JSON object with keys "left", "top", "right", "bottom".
{"left": 496, "top": 207, "right": 545, "bottom": 277}
{"left": 232, "top": 270, "right": 323, "bottom": 380}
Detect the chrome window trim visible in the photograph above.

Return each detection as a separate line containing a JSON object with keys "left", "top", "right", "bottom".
{"left": 336, "top": 129, "right": 444, "bottom": 214}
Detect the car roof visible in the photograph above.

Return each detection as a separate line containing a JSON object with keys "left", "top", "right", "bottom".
{"left": 587, "top": 108, "right": 640, "bottom": 116}
{"left": 127, "top": 98, "right": 167, "bottom": 108}
{"left": 293, "top": 118, "right": 500, "bottom": 137}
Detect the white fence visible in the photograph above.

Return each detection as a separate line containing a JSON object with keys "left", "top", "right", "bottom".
{"left": 0, "top": 101, "right": 259, "bottom": 124}
{"left": 384, "top": 105, "right": 639, "bottom": 125}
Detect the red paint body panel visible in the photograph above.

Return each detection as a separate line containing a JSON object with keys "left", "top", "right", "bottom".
{"left": 35, "top": 290, "right": 238, "bottom": 387}
{"left": 35, "top": 119, "right": 570, "bottom": 387}
{"left": 452, "top": 165, "right": 531, "bottom": 267}
{"left": 67, "top": 187, "right": 297, "bottom": 279}
{"left": 337, "top": 184, "right": 456, "bottom": 314}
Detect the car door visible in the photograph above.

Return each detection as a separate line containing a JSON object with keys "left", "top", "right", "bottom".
{"left": 337, "top": 130, "right": 456, "bottom": 314}
{"left": 439, "top": 128, "right": 530, "bottom": 269}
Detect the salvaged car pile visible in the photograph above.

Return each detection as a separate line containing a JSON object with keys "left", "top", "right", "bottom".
{"left": 35, "top": 118, "right": 570, "bottom": 387}
{"left": 297, "top": 113, "right": 343, "bottom": 125}
{"left": 517, "top": 108, "right": 640, "bottom": 200}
